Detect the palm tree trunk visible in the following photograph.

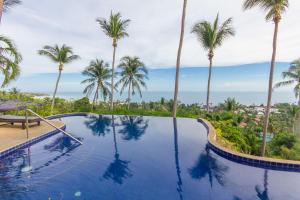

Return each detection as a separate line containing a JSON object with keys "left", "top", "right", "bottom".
{"left": 261, "top": 20, "right": 279, "bottom": 157}
{"left": 110, "top": 43, "right": 117, "bottom": 111}
{"left": 92, "top": 85, "right": 99, "bottom": 110}
{"left": 172, "top": 0, "right": 187, "bottom": 118}
{"left": 51, "top": 68, "right": 62, "bottom": 114}
{"left": 0, "top": 0, "right": 3, "bottom": 23}
{"left": 206, "top": 56, "right": 213, "bottom": 112}
{"left": 128, "top": 82, "right": 131, "bottom": 109}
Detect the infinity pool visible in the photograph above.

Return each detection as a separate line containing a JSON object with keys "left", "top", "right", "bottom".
{"left": 0, "top": 115, "right": 300, "bottom": 200}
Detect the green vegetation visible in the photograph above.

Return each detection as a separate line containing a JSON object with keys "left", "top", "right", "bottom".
{"left": 38, "top": 44, "right": 80, "bottom": 114}
{"left": 0, "top": 35, "right": 22, "bottom": 87}
{"left": 191, "top": 14, "right": 235, "bottom": 111}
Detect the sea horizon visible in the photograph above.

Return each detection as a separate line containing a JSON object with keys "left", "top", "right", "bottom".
{"left": 38, "top": 91, "right": 297, "bottom": 106}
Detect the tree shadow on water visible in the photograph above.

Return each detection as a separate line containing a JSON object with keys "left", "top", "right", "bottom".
{"left": 255, "top": 170, "right": 270, "bottom": 200}
{"left": 118, "top": 116, "right": 149, "bottom": 141}
{"left": 84, "top": 114, "right": 112, "bottom": 137}
{"left": 102, "top": 115, "right": 132, "bottom": 184}
{"left": 188, "top": 145, "right": 228, "bottom": 188}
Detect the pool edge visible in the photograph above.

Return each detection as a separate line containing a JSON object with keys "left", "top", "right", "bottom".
{"left": 198, "top": 118, "right": 300, "bottom": 172}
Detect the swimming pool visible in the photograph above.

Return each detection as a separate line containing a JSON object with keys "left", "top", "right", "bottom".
{"left": 0, "top": 114, "right": 300, "bottom": 199}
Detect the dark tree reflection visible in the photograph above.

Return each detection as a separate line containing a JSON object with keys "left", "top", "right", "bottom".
{"left": 189, "top": 145, "right": 228, "bottom": 187}
{"left": 44, "top": 136, "right": 74, "bottom": 153}
{"left": 85, "top": 115, "right": 111, "bottom": 137}
{"left": 119, "top": 116, "right": 149, "bottom": 141}
{"left": 0, "top": 148, "right": 31, "bottom": 199}
{"left": 102, "top": 115, "right": 132, "bottom": 184}
{"left": 255, "top": 170, "right": 270, "bottom": 200}
{"left": 173, "top": 118, "right": 183, "bottom": 200}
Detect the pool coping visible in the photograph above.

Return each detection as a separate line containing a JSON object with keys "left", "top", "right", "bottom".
{"left": 198, "top": 118, "right": 300, "bottom": 172}
{"left": 0, "top": 117, "right": 67, "bottom": 159}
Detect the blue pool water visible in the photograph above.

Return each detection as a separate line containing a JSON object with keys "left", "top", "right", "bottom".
{"left": 0, "top": 115, "right": 300, "bottom": 200}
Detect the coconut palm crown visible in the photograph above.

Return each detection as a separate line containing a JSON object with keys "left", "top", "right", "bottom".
{"left": 81, "top": 59, "right": 112, "bottom": 108}
{"left": 0, "top": 0, "right": 21, "bottom": 22}
{"left": 116, "top": 56, "right": 148, "bottom": 109}
{"left": 0, "top": 35, "right": 22, "bottom": 87}
{"left": 243, "top": 0, "right": 289, "bottom": 22}
{"left": 96, "top": 12, "right": 130, "bottom": 110}
{"left": 191, "top": 14, "right": 235, "bottom": 111}
{"left": 274, "top": 59, "right": 300, "bottom": 99}
{"left": 38, "top": 44, "right": 79, "bottom": 114}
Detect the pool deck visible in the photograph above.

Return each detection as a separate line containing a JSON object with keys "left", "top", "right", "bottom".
{"left": 0, "top": 120, "right": 65, "bottom": 153}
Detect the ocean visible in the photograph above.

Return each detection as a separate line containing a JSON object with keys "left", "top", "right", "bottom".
{"left": 51, "top": 91, "right": 297, "bottom": 106}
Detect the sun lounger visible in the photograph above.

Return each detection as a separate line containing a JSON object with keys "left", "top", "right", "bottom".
{"left": 0, "top": 115, "right": 41, "bottom": 129}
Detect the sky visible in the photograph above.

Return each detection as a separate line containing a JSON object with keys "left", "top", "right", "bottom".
{"left": 1, "top": 0, "right": 300, "bottom": 75}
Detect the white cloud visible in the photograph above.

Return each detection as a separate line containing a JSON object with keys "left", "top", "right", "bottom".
{"left": 1, "top": 0, "right": 300, "bottom": 74}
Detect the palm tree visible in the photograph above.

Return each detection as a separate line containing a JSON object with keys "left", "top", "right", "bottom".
{"left": 220, "top": 97, "right": 240, "bottom": 111}
{"left": 274, "top": 59, "right": 300, "bottom": 100}
{"left": 0, "top": 0, "right": 21, "bottom": 22}
{"left": 274, "top": 59, "right": 300, "bottom": 134}
{"left": 172, "top": 0, "right": 187, "bottom": 118}
{"left": 0, "top": 35, "right": 22, "bottom": 87}
{"left": 192, "top": 14, "right": 235, "bottom": 112}
{"left": 116, "top": 56, "right": 148, "bottom": 109}
{"left": 38, "top": 44, "right": 79, "bottom": 114}
{"left": 243, "top": 0, "right": 289, "bottom": 157}
{"left": 96, "top": 12, "right": 130, "bottom": 110}
{"left": 81, "top": 59, "right": 112, "bottom": 109}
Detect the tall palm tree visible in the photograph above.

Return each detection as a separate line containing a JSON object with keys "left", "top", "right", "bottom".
{"left": 274, "top": 59, "right": 300, "bottom": 134}
{"left": 38, "top": 44, "right": 79, "bottom": 114}
{"left": 0, "top": 0, "right": 21, "bottom": 22}
{"left": 172, "top": 0, "right": 187, "bottom": 118}
{"left": 192, "top": 14, "right": 235, "bottom": 112}
{"left": 96, "top": 12, "right": 130, "bottom": 110}
{"left": 243, "top": 0, "right": 289, "bottom": 157}
{"left": 116, "top": 56, "right": 148, "bottom": 109}
{"left": 0, "top": 35, "right": 22, "bottom": 87}
{"left": 81, "top": 59, "right": 112, "bottom": 109}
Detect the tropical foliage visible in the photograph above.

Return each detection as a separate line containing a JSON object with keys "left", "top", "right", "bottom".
{"left": 275, "top": 59, "right": 300, "bottom": 101}
{"left": 81, "top": 59, "right": 112, "bottom": 108}
{"left": 38, "top": 44, "right": 79, "bottom": 114}
{"left": 0, "top": 35, "right": 22, "bottom": 87}
{"left": 116, "top": 56, "right": 148, "bottom": 109}
{"left": 96, "top": 12, "right": 130, "bottom": 110}
{"left": 191, "top": 14, "right": 235, "bottom": 112}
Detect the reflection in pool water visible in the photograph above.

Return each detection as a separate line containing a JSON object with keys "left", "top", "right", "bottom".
{"left": 0, "top": 115, "right": 300, "bottom": 199}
